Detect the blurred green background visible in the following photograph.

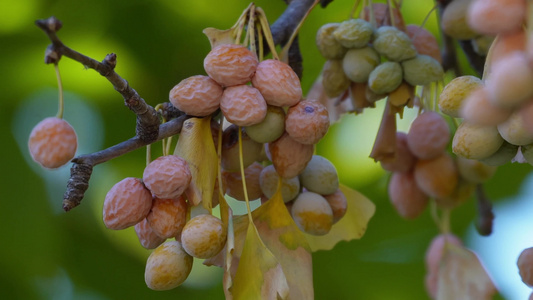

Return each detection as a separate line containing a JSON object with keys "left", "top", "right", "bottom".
{"left": 2, "top": 0, "right": 532, "bottom": 299}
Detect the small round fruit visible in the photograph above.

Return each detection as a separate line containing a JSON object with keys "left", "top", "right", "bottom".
{"left": 342, "top": 47, "right": 381, "bottom": 83}
{"left": 372, "top": 26, "right": 417, "bottom": 62}
{"left": 406, "top": 24, "right": 442, "bottom": 63}
{"left": 441, "top": 0, "right": 479, "bottom": 40}
{"left": 322, "top": 59, "right": 351, "bottom": 98}
{"left": 299, "top": 155, "right": 339, "bottom": 195}
{"left": 414, "top": 153, "right": 459, "bottom": 199}
{"left": 407, "top": 111, "right": 450, "bottom": 160}
{"left": 368, "top": 62, "right": 403, "bottom": 94}
{"left": 380, "top": 131, "right": 417, "bottom": 173}
{"left": 259, "top": 164, "right": 300, "bottom": 203}
{"left": 135, "top": 218, "right": 165, "bottom": 250}
{"left": 402, "top": 55, "right": 444, "bottom": 86}
{"left": 316, "top": 23, "right": 347, "bottom": 59}
{"left": 181, "top": 214, "right": 227, "bottom": 259}
{"left": 245, "top": 105, "right": 285, "bottom": 143}
{"left": 489, "top": 29, "right": 526, "bottom": 64}
{"left": 169, "top": 75, "right": 223, "bottom": 117}
{"left": 452, "top": 122, "right": 504, "bottom": 160}
{"left": 220, "top": 85, "right": 267, "bottom": 126}
{"left": 460, "top": 86, "right": 512, "bottom": 126}
{"left": 269, "top": 132, "right": 314, "bottom": 178}
{"left": 518, "top": 247, "right": 533, "bottom": 287}
{"left": 425, "top": 234, "right": 463, "bottom": 273}
{"left": 143, "top": 155, "right": 192, "bottom": 199}
{"left": 221, "top": 125, "right": 264, "bottom": 172}
{"left": 285, "top": 100, "right": 329, "bottom": 145}
{"left": 291, "top": 192, "right": 334, "bottom": 236}
{"left": 147, "top": 196, "right": 188, "bottom": 239}
{"left": 388, "top": 171, "right": 429, "bottom": 220}
{"left": 333, "top": 18, "right": 373, "bottom": 49}
{"left": 145, "top": 240, "right": 193, "bottom": 290}
{"left": 435, "top": 179, "right": 476, "bottom": 209}
{"left": 324, "top": 189, "right": 347, "bottom": 223}
{"left": 456, "top": 157, "right": 497, "bottom": 184}
{"left": 439, "top": 75, "right": 483, "bottom": 118}
{"left": 204, "top": 44, "right": 258, "bottom": 87}
{"left": 103, "top": 177, "right": 153, "bottom": 230}
{"left": 28, "top": 117, "right": 77, "bottom": 169}
{"left": 251, "top": 59, "right": 302, "bottom": 107}
{"left": 223, "top": 162, "right": 263, "bottom": 201}
{"left": 497, "top": 111, "right": 533, "bottom": 146}
{"left": 480, "top": 141, "right": 518, "bottom": 166}
{"left": 468, "top": 0, "right": 526, "bottom": 35}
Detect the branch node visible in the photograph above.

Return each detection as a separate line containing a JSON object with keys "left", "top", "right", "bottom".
{"left": 102, "top": 53, "right": 117, "bottom": 70}
{"left": 63, "top": 162, "right": 93, "bottom": 211}
{"left": 44, "top": 44, "right": 61, "bottom": 64}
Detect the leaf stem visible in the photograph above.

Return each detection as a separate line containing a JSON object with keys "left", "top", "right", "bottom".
{"left": 54, "top": 63, "right": 64, "bottom": 119}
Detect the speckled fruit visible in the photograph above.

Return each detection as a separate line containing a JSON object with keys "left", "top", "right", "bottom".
{"left": 220, "top": 85, "right": 267, "bottom": 127}
{"left": 180, "top": 214, "right": 227, "bottom": 259}
{"left": 169, "top": 75, "right": 223, "bottom": 117}
{"left": 135, "top": 218, "right": 166, "bottom": 250}
{"left": 414, "top": 153, "right": 459, "bottom": 199}
{"left": 204, "top": 44, "right": 258, "bottom": 87}
{"left": 439, "top": 75, "right": 483, "bottom": 118}
{"left": 322, "top": 59, "right": 351, "bottom": 98}
{"left": 380, "top": 131, "right": 417, "bottom": 173}
{"left": 407, "top": 111, "right": 450, "bottom": 160}
{"left": 441, "top": 0, "right": 479, "bottom": 40}
{"left": 269, "top": 132, "right": 314, "bottom": 178}
{"left": 291, "top": 191, "right": 333, "bottom": 235}
{"left": 498, "top": 110, "right": 533, "bottom": 145}
{"left": 402, "top": 55, "right": 444, "bottom": 86}
{"left": 368, "top": 62, "right": 403, "bottom": 94}
{"left": 316, "top": 23, "right": 347, "bottom": 59}
{"left": 285, "top": 100, "right": 329, "bottom": 145}
{"left": 373, "top": 26, "right": 417, "bottom": 62}
{"left": 103, "top": 177, "right": 153, "bottom": 230}
{"left": 223, "top": 162, "right": 263, "bottom": 201}
{"left": 245, "top": 105, "right": 285, "bottom": 143}
{"left": 259, "top": 164, "right": 300, "bottom": 203}
{"left": 28, "top": 117, "right": 77, "bottom": 169}
{"left": 145, "top": 240, "right": 193, "bottom": 290}
{"left": 299, "top": 155, "right": 339, "bottom": 195}
{"left": 221, "top": 125, "right": 264, "bottom": 172}
{"left": 143, "top": 155, "right": 192, "bottom": 199}
{"left": 456, "top": 157, "right": 497, "bottom": 184}
{"left": 388, "top": 171, "right": 429, "bottom": 220}
{"left": 452, "top": 122, "right": 504, "bottom": 159}
{"left": 252, "top": 59, "right": 302, "bottom": 107}
{"left": 460, "top": 86, "right": 512, "bottom": 126}
{"left": 342, "top": 47, "right": 381, "bottom": 83}
{"left": 333, "top": 18, "right": 373, "bottom": 48}
{"left": 406, "top": 24, "right": 442, "bottom": 63}
{"left": 324, "top": 188, "right": 348, "bottom": 223}
{"left": 147, "top": 196, "right": 188, "bottom": 239}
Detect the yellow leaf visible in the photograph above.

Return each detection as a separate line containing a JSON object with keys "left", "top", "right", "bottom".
{"left": 174, "top": 117, "right": 218, "bottom": 211}
{"left": 304, "top": 184, "right": 376, "bottom": 252}
{"left": 203, "top": 27, "right": 237, "bottom": 49}
{"left": 437, "top": 244, "right": 497, "bottom": 300}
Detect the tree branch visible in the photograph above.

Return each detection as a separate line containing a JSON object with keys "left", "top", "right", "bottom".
{"left": 35, "top": 17, "right": 160, "bottom": 143}
{"left": 271, "top": 0, "right": 316, "bottom": 47}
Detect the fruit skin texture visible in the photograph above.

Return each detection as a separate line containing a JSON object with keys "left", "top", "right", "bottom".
{"left": 259, "top": 164, "right": 300, "bottom": 203}
{"left": 203, "top": 44, "right": 258, "bottom": 87}
{"left": 147, "top": 196, "right": 188, "bottom": 239}
{"left": 285, "top": 100, "right": 329, "bottom": 145}
{"left": 143, "top": 155, "right": 192, "bottom": 200}
{"left": 407, "top": 111, "right": 450, "bottom": 160}
{"left": 497, "top": 110, "right": 533, "bottom": 146}
{"left": 480, "top": 141, "right": 518, "bottom": 166}
{"left": 460, "top": 86, "right": 512, "bottom": 126}
{"left": 406, "top": 24, "right": 442, "bottom": 63}
{"left": 180, "top": 214, "right": 227, "bottom": 259}
{"left": 291, "top": 192, "right": 333, "bottom": 236}
{"left": 299, "top": 155, "right": 339, "bottom": 196}
{"left": 380, "top": 131, "right": 417, "bottom": 172}
{"left": 145, "top": 240, "right": 193, "bottom": 291}
{"left": 324, "top": 189, "right": 347, "bottom": 223}
{"left": 456, "top": 157, "right": 497, "bottom": 184}
{"left": 223, "top": 161, "right": 263, "bottom": 201}
{"left": 439, "top": 75, "right": 483, "bottom": 118}
{"left": 414, "top": 153, "right": 458, "bottom": 199}
{"left": 245, "top": 105, "right": 286, "bottom": 144}
{"left": 342, "top": 47, "right": 381, "bottom": 83}
{"left": 402, "top": 55, "right": 444, "bottom": 86}
{"left": 333, "top": 18, "right": 373, "bottom": 49}
{"left": 135, "top": 218, "right": 165, "bottom": 250}
{"left": 269, "top": 132, "right": 314, "bottom": 178}
{"left": 103, "top": 177, "right": 153, "bottom": 230}
{"left": 441, "top": 0, "right": 478, "bottom": 40}
{"left": 251, "top": 59, "right": 302, "bottom": 107}
{"left": 518, "top": 247, "right": 533, "bottom": 287}
{"left": 452, "top": 122, "right": 504, "bottom": 160}
{"left": 368, "top": 62, "right": 403, "bottom": 94}
{"left": 28, "top": 117, "right": 77, "bottom": 169}
{"left": 372, "top": 26, "right": 417, "bottom": 62}
{"left": 388, "top": 171, "right": 429, "bottom": 220}
{"left": 169, "top": 75, "right": 223, "bottom": 117}
{"left": 221, "top": 125, "right": 264, "bottom": 172}
{"left": 322, "top": 59, "right": 351, "bottom": 98}
{"left": 468, "top": 0, "right": 526, "bottom": 35}
{"left": 220, "top": 85, "right": 267, "bottom": 127}
{"left": 316, "top": 23, "right": 347, "bottom": 59}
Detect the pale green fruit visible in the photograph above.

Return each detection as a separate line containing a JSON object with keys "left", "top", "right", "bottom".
{"left": 372, "top": 26, "right": 417, "bottom": 62}
{"left": 245, "top": 105, "right": 285, "bottom": 143}
{"left": 497, "top": 111, "right": 533, "bottom": 146}
{"left": 333, "top": 19, "right": 373, "bottom": 48}
{"left": 480, "top": 142, "right": 518, "bottom": 166}
{"left": 368, "top": 62, "right": 403, "bottom": 94}
{"left": 439, "top": 75, "right": 483, "bottom": 118}
{"left": 259, "top": 164, "right": 300, "bottom": 203}
{"left": 291, "top": 191, "right": 333, "bottom": 236}
{"left": 452, "top": 122, "right": 504, "bottom": 160}
{"left": 316, "top": 23, "right": 347, "bottom": 59}
{"left": 456, "top": 157, "right": 497, "bottom": 184}
{"left": 342, "top": 47, "right": 380, "bottom": 83}
{"left": 145, "top": 241, "right": 193, "bottom": 291}
{"left": 402, "top": 55, "right": 444, "bottom": 86}
{"left": 441, "top": 0, "right": 479, "bottom": 40}
{"left": 222, "top": 125, "right": 264, "bottom": 172}
{"left": 472, "top": 35, "right": 495, "bottom": 56}
{"left": 322, "top": 59, "right": 351, "bottom": 98}
{"left": 299, "top": 155, "right": 339, "bottom": 195}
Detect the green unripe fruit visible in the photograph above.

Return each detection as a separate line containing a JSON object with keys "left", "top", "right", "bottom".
{"left": 368, "top": 62, "right": 403, "bottom": 94}
{"left": 480, "top": 142, "right": 518, "bottom": 166}
{"left": 245, "top": 105, "right": 286, "bottom": 143}
{"left": 299, "top": 155, "right": 339, "bottom": 195}
{"left": 342, "top": 47, "right": 380, "bottom": 83}
{"left": 259, "top": 165, "right": 300, "bottom": 203}
{"left": 372, "top": 26, "right": 417, "bottom": 62}
{"left": 322, "top": 59, "right": 351, "bottom": 98}
{"left": 333, "top": 19, "right": 374, "bottom": 49}
{"left": 402, "top": 55, "right": 444, "bottom": 86}
{"left": 316, "top": 23, "right": 347, "bottom": 59}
